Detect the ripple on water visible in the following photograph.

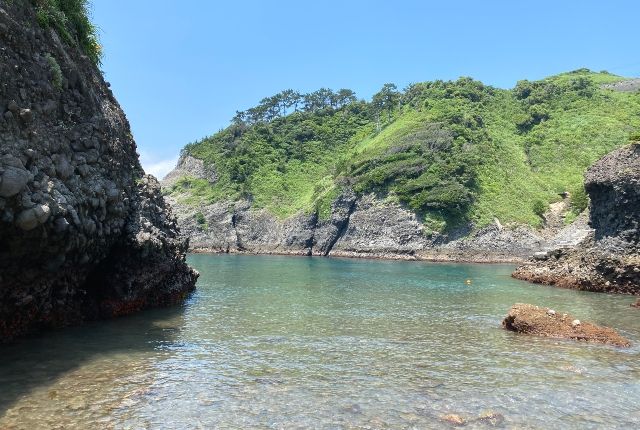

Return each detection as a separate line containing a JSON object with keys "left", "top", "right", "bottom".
{"left": 1, "top": 254, "right": 639, "bottom": 429}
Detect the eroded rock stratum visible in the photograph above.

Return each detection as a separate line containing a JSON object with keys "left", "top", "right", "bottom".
{"left": 0, "top": 2, "right": 197, "bottom": 342}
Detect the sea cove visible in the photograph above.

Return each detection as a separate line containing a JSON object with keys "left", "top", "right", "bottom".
{"left": 1, "top": 254, "right": 639, "bottom": 429}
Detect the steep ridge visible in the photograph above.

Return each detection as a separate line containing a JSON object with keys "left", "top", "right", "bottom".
{"left": 0, "top": 1, "right": 197, "bottom": 342}
{"left": 513, "top": 144, "right": 640, "bottom": 293}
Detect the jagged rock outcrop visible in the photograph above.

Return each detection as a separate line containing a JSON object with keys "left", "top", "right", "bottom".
{"left": 513, "top": 144, "right": 640, "bottom": 293}
{"left": 0, "top": 2, "right": 197, "bottom": 342}
{"left": 327, "top": 193, "right": 429, "bottom": 258}
{"left": 161, "top": 154, "right": 217, "bottom": 188}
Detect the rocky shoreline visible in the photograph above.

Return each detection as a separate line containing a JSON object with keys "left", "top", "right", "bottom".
{"left": 188, "top": 248, "right": 526, "bottom": 264}
{"left": 163, "top": 156, "right": 593, "bottom": 264}
{"left": 188, "top": 246, "right": 527, "bottom": 264}
{"left": 513, "top": 144, "right": 640, "bottom": 294}
{"left": 164, "top": 142, "right": 639, "bottom": 296}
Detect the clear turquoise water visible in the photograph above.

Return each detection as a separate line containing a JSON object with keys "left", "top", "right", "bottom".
{"left": 1, "top": 254, "right": 639, "bottom": 429}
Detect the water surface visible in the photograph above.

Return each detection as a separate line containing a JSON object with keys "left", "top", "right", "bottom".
{"left": 1, "top": 254, "right": 639, "bottom": 429}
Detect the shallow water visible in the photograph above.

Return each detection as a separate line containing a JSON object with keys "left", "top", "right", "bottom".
{"left": 1, "top": 254, "right": 639, "bottom": 429}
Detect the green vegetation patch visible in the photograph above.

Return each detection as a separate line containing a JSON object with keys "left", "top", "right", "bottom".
{"left": 32, "top": 0, "right": 102, "bottom": 65}
{"left": 168, "top": 70, "right": 640, "bottom": 232}
{"left": 45, "top": 53, "right": 63, "bottom": 89}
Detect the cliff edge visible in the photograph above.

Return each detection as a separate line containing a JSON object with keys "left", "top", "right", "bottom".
{"left": 0, "top": 1, "right": 197, "bottom": 342}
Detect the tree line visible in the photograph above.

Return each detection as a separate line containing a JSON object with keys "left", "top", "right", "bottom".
{"left": 232, "top": 88, "right": 358, "bottom": 125}
{"left": 231, "top": 83, "right": 407, "bottom": 126}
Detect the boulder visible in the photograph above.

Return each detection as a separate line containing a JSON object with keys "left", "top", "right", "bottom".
{"left": 7, "top": 99, "right": 18, "bottom": 113}
{"left": 15, "top": 204, "right": 50, "bottom": 230}
{"left": 0, "top": 157, "right": 31, "bottom": 197}
{"left": 503, "top": 303, "right": 630, "bottom": 347}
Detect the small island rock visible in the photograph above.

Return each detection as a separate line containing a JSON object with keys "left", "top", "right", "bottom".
{"left": 503, "top": 303, "right": 630, "bottom": 347}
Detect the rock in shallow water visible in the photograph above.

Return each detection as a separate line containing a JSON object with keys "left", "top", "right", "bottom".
{"left": 502, "top": 303, "right": 630, "bottom": 347}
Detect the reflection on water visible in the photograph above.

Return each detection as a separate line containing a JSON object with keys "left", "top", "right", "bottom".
{"left": 1, "top": 254, "right": 639, "bottom": 429}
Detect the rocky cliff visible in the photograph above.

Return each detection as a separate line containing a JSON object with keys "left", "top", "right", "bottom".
{"left": 163, "top": 157, "right": 592, "bottom": 262}
{"left": 0, "top": 1, "right": 197, "bottom": 342}
{"left": 513, "top": 144, "right": 640, "bottom": 293}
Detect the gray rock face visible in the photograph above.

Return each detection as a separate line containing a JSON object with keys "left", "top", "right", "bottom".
{"left": 601, "top": 79, "right": 640, "bottom": 93}
{"left": 429, "top": 223, "right": 546, "bottom": 262}
{"left": 162, "top": 154, "right": 217, "bottom": 187}
{"left": 0, "top": 2, "right": 197, "bottom": 342}
{"left": 312, "top": 191, "right": 356, "bottom": 256}
{"left": 328, "top": 194, "right": 429, "bottom": 258}
{"left": 545, "top": 212, "right": 592, "bottom": 249}
{"left": 165, "top": 182, "right": 553, "bottom": 262}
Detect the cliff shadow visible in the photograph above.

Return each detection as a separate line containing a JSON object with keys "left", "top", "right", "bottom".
{"left": 0, "top": 304, "right": 189, "bottom": 417}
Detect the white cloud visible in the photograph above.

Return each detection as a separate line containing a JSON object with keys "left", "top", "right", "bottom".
{"left": 139, "top": 152, "right": 178, "bottom": 180}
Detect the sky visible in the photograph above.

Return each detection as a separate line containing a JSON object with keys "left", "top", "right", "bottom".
{"left": 92, "top": 0, "right": 640, "bottom": 178}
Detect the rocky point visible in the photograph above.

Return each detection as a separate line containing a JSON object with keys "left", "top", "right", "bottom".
{"left": 513, "top": 144, "right": 640, "bottom": 293}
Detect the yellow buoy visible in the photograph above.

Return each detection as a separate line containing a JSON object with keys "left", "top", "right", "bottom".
{"left": 465, "top": 279, "right": 472, "bottom": 285}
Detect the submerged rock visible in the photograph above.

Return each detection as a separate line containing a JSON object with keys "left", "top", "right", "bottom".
{"left": 476, "top": 411, "right": 505, "bottom": 426}
{"left": 502, "top": 304, "right": 630, "bottom": 347}
{"left": 440, "top": 414, "right": 466, "bottom": 426}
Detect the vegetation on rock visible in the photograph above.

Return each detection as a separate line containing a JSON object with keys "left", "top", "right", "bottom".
{"left": 166, "top": 69, "right": 640, "bottom": 232}
{"left": 32, "top": 0, "right": 101, "bottom": 65}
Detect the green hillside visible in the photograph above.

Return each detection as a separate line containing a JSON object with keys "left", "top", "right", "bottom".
{"left": 166, "top": 69, "right": 640, "bottom": 232}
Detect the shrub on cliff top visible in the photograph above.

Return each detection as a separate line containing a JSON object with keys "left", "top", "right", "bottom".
{"left": 32, "top": 0, "right": 102, "bottom": 66}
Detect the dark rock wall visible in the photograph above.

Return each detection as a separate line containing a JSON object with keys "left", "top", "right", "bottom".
{"left": 585, "top": 144, "right": 640, "bottom": 244}
{"left": 0, "top": 2, "right": 197, "bottom": 342}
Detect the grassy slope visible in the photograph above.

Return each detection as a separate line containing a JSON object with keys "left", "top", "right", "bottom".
{"left": 167, "top": 70, "right": 640, "bottom": 231}
{"left": 476, "top": 71, "right": 639, "bottom": 226}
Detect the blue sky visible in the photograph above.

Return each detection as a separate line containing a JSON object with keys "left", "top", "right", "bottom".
{"left": 92, "top": 0, "right": 640, "bottom": 178}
